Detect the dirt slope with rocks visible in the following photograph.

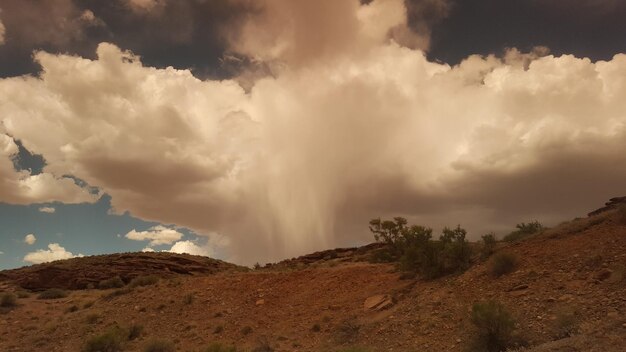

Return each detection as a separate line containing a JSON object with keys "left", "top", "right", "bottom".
{"left": 0, "top": 203, "right": 625, "bottom": 352}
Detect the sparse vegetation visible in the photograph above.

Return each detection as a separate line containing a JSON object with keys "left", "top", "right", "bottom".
{"left": 143, "top": 339, "right": 175, "bottom": 352}
{"left": 251, "top": 339, "right": 274, "bottom": 352}
{"left": 469, "top": 301, "right": 516, "bottom": 352}
{"left": 38, "top": 288, "right": 68, "bottom": 299}
{"left": 203, "top": 342, "right": 237, "bottom": 352}
{"left": 335, "top": 319, "right": 360, "bottom": 344}
{"left": 554, "top": 307, "right": 580, "bottom": 339}
{"left": 16, "top": 290, "right": 30, "bottom": 298}
{"left": 65, "top": 304, "right": 79, "bottom": 313}
{"left": 369, "top": 218, "right": 471, "bottom": 279}
{"left": 128, "top": 324, "right": 144, "bottom": 340}
{"left": 0, "top": 293, "right": 18, "bottom": 308}
{"left": 480, "top": 233, "right": 497, "bottom": 259}
{"left": 503, "top": 221, "right": 544, "bottom": 242}
{"left": 98, "top": 276, "right": 125, "bottom": 289}
{"left": 82, "top": 326, "right": 127, "bottom": 352}
{"left": 490, "top": 253, "right": 518, "bottom": 277}
{"left": 85, "top": 313, "right": 100, "bottom": 324}
{"left": 129, "top": 275, "right": 159, "bottom": 288}
{"left": 183, "top": 293, "right": 194, "bottom": 305}
{"left": 103, "top": 287, "right": 133, "bottom": 300}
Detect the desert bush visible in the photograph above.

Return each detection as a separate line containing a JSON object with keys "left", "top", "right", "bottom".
{"left": 129, "top": 275, "right": 159, "bottom": 288}
{"left": 183, "top": 293, "right": 194, "bottom": 305}
{"left": 241, "top": 326, "right": 253, "bottom": 335}
{"left": 38, "top": 289, "right": 68, "bottom": 299}
{"left": 481, "top": 233, "right": 497, "bottom": 259}
{"left": 469, "top": 301, "right": 515, "bottom": 352}
{"left": 370, "top": 218, "right": 471, "bottom": 279}
{"left": 554, "top": 307, "right": 580, "bottom": 339}
{"left": 490, "top": 253, "right": 518, "bottom": 277}
{"left": 16, "top": 291, "right": 30, "bottom": 298}
{"left": 85, "top": 313, "right": 100, "bottom": 324}
{"left": 82, "top": 326, "right": 127, "bottom": 352}
{"left": 335, "top": 319, "right": 360, "bottom": 344}
{"left": 0, "top": 293, "right": 17, "bottom": 307}
{"left": 213, "top": 325, "right": 224, "bottom": 334}
{"left": 98, "top": 277, "right": 125, "bottom": 290}
{"left": 103, "top": 287, "right": 133, "bottom": 300}
{"left": 128, "top": 324, "right": 144, "bottom": 340}
{"left": 618, "top": 204, "right": 626, "bottom": 225}
{"left": 203, "top": 342, "right": 237, "bottom": 352}
{"left": 83, "top": 301, "right": 95, "bottom": 309}
{"left": 503, "top": 221, "right": 543, "bottom": 242}
{"left": 311, "top": 323, "right": 321, "bottom": 332}
{"left": 143, "top": 339, "right": 175, "bottom": 352}
{"left": 65, "top": 305, "right": 79, "bottom": 313}
{"left": 251, "top": 339, "right": 273, "bottom": 352}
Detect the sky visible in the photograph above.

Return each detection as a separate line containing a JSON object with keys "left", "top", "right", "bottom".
{"left": 1, "top": 0, "right": 626, "bottom": 269}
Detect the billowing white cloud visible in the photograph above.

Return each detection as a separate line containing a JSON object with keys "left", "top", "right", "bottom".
{"left": 125, "top": 225, "right": 183, "bottom": 246}
{"left": 38, "top": 206, "right": 56, "bottom": 213}
{"left": 23, "top": 243, "right": 82, "bottom": 264}
{"left": 168, "top": 240, "right": 211, "bottom": 256}
{"left": 1, "top": 0, "right": 626, "bottom": 265}
{"left": 141, "top": 246, "right": 155, "bottom": 252}
{"left": 24, "top": 233, "right": 36, "bottom": 245}
{"left": 0, "top": 134, "right": 99, "bottom": 205}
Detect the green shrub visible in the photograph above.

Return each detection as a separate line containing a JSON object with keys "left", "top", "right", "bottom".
{"left": 490, "top": 253, "right": 518, "bottom": 277}
{"left": 98, "top": 277, "right": 125, "bottom": 290}
{"left": 0, "top": 293, "right": 17, "bottom": 307}
{"left": 503, "top": 221, "right": 544, "bottom": 242}
{"left": 82, "top": 326, "right": 127, "bottom": 352}
{"left": 370, "top": 218, "right": 471, "bottom": 279}
{"left": 469, "top": 301, "right": 516, "bottom": 352}
{"left": 481, "top": 233, "right": 497, "bottom": 259}
{"left": 203, "top": 342, "right": 237, "bottom": 352}
{"left": 38, "top": 289, "right": 68, "bottom": 300}
{"left": 129, "top": 275, "right": 159, "bottom": 288}
{"left": 143, "top": 339, "right": 175, "bottom": 352}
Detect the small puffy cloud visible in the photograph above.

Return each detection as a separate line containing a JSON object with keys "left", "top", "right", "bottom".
{"left": 24, "top": 233, "right": 36, "bottom": 245}
{"left": 23, "top": 243, "right": 82, "bottom": 264}
{"left": 125, "top": 225, "right": 183, "bottom": 246}
{"left": 168, "top": 240, "right": 211, "bottom": 257}
{"left": 38, "top": 206, "right": 56, "bottom": 213}
{"left": 141, "top": 247, "right": 155, "bottom": 252}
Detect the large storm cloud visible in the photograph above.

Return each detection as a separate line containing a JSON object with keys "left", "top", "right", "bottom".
{"left": 1, "top": 0, "right": 625, "bottom": 264}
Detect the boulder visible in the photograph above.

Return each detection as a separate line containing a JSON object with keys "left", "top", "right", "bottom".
{"left": 364, "top": 294, "right": 394, "bottom": 311}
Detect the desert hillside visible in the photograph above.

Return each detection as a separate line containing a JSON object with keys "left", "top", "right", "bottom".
{"left": 1, "top": 202, "right": 625, "bottom": 352}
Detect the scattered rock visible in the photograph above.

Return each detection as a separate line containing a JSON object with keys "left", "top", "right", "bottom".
{"left": 364, "top": 294, "right": 394, "bottom": 311}
{"left": 255, "top": 299, "right": 265, "bottom": 306}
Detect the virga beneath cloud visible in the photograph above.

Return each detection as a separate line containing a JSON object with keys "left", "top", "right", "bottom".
{"left": 1, "top": 0, "right": 625, "bottom": 264}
